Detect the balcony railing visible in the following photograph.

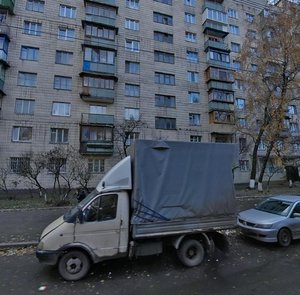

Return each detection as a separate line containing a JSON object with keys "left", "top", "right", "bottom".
{"left": 207, "top": 81, "right": 233, "bottom": 91}
{"left": 203, "top": 20, "right": 228, "bottom": 38}
{"left": 81, "top": 113, "right": 114, "bottom": 125}
{"left": 85, "top": 14, "right": 116, "bottom": 27}
{"left": 80, "top": 141, "right": 114, "bottom": 155}
{"left": 80, "top": 87, "right": 115, "bottom": 103}
{"left": 204, "top": 40, "right": 229, "bottom": 52}
{"left": 82, "top": 61, "right": 116, "bottom": 75}
{"left": 210, "top": 110, "right": 235, "bottom": 124}
{"left": 0, "top": 0, "right": 14, "bottom": 12}
{"left": 209, "top": 101, "right": 234, "bottom": 112}
{"left": 84, "top": 0, "right": 116, "bottom": 6}
{"left": 202, "top": 1, "right": 225, "bottom": 13}
{"left": 83, "top": 36, "right": 116, "bottom": 50}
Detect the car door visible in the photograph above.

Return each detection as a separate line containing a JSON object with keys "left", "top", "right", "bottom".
{"left": 289, "top": 203, "right": 300, "bottom": 239}
{"left": 74, "top": 193, "right": 121, "bottom": 258}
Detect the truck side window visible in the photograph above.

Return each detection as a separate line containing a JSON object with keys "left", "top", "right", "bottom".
{"left": 84, "top": 194, "right": 118, "bottom": 222}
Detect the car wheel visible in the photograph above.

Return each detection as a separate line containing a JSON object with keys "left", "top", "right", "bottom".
{"left": 277, "top": 228, "right": 292, "bottom": 247}
{"left": 58, "top": 250, "right": 91, "bottom": 281}
{"left": 177, "top": 239, "right": 205, "bottom": 267}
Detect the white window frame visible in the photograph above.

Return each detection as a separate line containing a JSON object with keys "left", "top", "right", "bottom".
{"left": 185, "top": 0, "right": 196, "bottom": 7}
{"left": 125, "top": 39, "right": 140, "bottom": 52}
{"left": 17, "top": 72, "right": 37, "bottom": 87}
{"left": 54, "top": 76, "right": 72, "bottom": 90}
{"left": 15, "top": 99, "right": 35, "bottom": 115}
{"left": 52, "top": 102, "right": 71, "bottom": 117}
{"left": 190, "top": 135, "right": 201, "bottom": 142}
{"left": 188, "top": 92, "right": 200, "bottom": 103}
{"left": 187, "top": 71, "right": 199, "bottom": 83}
{"left": 185, "top": 13, "right": 196, "bottom": 24}
{"left": 23, "top": 21, "right": 42, "bottom": 36}
{"left": 50, "top": 128, "right": 69, "bottom": 143}
{"left": 20, "top": 46, "right": 39, "bottom": 61}
{"left": 185, "top": 32, "right": 196, "bottom": 42}
{"left": 125, "top": 108, "right": 140, "bottom": 121}
{"left": 88, "top": 159, "right": 105, "bottom": 173}
{"left": 125, "top": 18, "right": 140, "bottom": 31}
{"left": 26, "top": 0, "right": 45, "bottom": 12}
{"left": 58, "top": 27, "right": 75, "bottom": 41}
{"left": 186, "top": 51, "right": 198, "bottom": 63}
{"left": 12, "top": 126, "right": 32, "bottom": 142}
{"left": 126, "top": 0, "right": 139, "bottom": 9}
{"left": 189, "top": 113, "right": 200, "bottom": 126}
{"left": 59, "top": 4, "right": 76, "bottom": 19}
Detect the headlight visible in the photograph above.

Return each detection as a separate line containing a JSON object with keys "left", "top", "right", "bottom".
{"left": 37, "top": 241, "right": 44, "bottom": 250}
{"left": 255, "top": 223, "right": 273, "bottom": 229}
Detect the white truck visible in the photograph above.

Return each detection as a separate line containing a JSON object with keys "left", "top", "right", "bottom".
{"left": 36, "top": 140, "right": 237, "bottom": 281}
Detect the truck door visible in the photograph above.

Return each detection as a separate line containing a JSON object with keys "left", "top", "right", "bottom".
{"left": 74, "top": 194, "right": 121, "bottom": 258}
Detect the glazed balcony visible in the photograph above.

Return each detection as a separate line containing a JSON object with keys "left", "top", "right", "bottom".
{"left": 0, "top": 0, "right": 14, "bottom": 13}
{"left": 80, "top": 141, "right": 114, "bottom": 155}
{"left": 204, "top": 40, "right": 229, "bottom": 52}
{"left": 206, "top": 67, "right": 234, "bottom": 83}
{"left": 83, "top": 36, "right": 116, "bottom": 50}
{"left": 209, "top": 110, "right": 235, "bottom": 125}
{"left": 207, "top": 80, "right": 233, "bottom": 91}
{"left": 85, "top": 14, "right": 116, "bottom": 27}
{"left": 82, "top": 61, "right": 116, "bottom": 76}
{"left": 203, "top": 20, "right": 228, "bottom": 38}
{"left": 202, "top": 1, "right": 225, "bottom": 13}
{"left": 80, "top": 86, "right": 115, "bottom": 103}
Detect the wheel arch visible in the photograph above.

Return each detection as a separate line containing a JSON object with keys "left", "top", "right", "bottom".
{"left": 59, "top": 243, "right": 96, "bottom": 264}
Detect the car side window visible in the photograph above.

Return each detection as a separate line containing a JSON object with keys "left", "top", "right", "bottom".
{"left": 84, "top": 194, "right": 118, "bottom": 222}
{"left": 293, "top": 204, "right": 300, "bottom": 215}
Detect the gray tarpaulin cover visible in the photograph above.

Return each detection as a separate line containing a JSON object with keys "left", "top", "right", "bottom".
{"left": 130, "top": 140, "right": 237, "bottom": 224}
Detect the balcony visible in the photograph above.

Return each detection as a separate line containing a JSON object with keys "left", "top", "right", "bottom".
{"left": 203, "top": 20, "right": 228, "bottom": 38}
{"left": 84, "top": 0, "right": 117, "bottom": 6}
{"left": 209, "top": 101, "right": 234, "bottom": 112}
{"left": 207, "top": 59, "right": 231, "bottom": 70}
{"left": 80, "top": 87, "right": 115, "bottom": 103}
{"left": 0, "top": 22, "right": 10, "bottom": 37}
{"left": 83, "top": 36, "right": 116, "bottom": 50}
{"left": 202, "top": 1, "right": 225, "bottom": 13}
{"left": 206, "top": 67, "right": 234, "bottom": 83}
{"left": 82, "top": 61, "right": 116, "bottom": 76}
{"left": 80, "top": 141, "right": 114, "bottom": 155}
{"left": 0, "top": 0, "right": 14, "bottom": 13}
{"left": 207, "top": 80, "right": 233, "bottom": 91}
{"left": 81, "top": 113, "right": 114, "bottom": 125}
{"left": 209, "top": 110, "right": 235, "bottom": 125}
{"left": 85, "top": 14, "right": 116, "bottom": 27}
{"left": 204, "top": 40, "right": 229, "bottom": 52}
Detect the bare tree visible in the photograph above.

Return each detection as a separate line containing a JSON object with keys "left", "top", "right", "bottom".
{"left": 0, "top": 167, "right": 9, "bottom": 194}
{"left": 236, "top": 1, "right": 300, "bottom": 190}
{"left": 114, "top": 118, "right": 147, "bottom": 159}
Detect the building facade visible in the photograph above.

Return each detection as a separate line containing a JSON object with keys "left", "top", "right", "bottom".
{"left": 0, "top": 0, "right": 282, "bottom": 190}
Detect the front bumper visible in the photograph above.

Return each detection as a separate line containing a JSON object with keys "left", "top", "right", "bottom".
{"left": 36, "top": 249, "right": 62, "bottom": 265}
{"left": 237, "top": 222, "right": 278, "bottom": 243}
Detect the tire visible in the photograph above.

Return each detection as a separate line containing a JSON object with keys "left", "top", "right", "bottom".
{"left": 177, "top": 239, "right": 205, "bottom": 267}
{"left": 277, "top": 228, "right": 292, "bottom": 247}
{"left": 58, "top": 250, "right": 91, "bottom": 281}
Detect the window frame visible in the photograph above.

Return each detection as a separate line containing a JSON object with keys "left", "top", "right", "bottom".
{"left": 15, "top": 99, "right": 35, "bottom": 115}
{"left": 50, "top": 128, "right": 69, "bottom": 144}
{"left": 12, "top": 126, "right": 33, "bottom": 142}
{"left": 51, "top": 102, "right": 71, "bottom": 117}
{"left": 20, "top": 46, "right": 39, "bottom": 61}
{"left": 53, "top": 75, "right": 72, "bottom": 90}
{"left": 59, "top": 4, "right": 76, "bottom": 19}
{"left": 17, "top": 72, "right": 37, "bottom": 87}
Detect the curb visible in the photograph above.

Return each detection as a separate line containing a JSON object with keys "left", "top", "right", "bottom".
{"left": 0, "top": 241, "right": 38, "bottom": 249}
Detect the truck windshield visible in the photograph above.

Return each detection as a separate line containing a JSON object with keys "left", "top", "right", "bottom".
{"left": 64, "top": 190, "right": 99, "bottom": 222}
{"left": 255, "top": 199, "right": 293, "bottom": 216}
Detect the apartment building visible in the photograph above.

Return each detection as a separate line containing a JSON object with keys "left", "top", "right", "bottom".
{"left": 0, "top": 0, "right": 273, "bottom": 189}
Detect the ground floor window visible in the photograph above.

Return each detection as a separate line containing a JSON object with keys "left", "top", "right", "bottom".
{"left": 88, "top": 159, "right": 105, "bottom": 173}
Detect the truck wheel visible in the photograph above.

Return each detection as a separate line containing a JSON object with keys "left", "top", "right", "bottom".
{"left": 177, "top": 239, "right": 205, "bottom": 267}
{"left": 58, "top": 250, "right": 91, "bottom": 281}
{"left": 277, "top": 228, "right": 292, "bottom": 247}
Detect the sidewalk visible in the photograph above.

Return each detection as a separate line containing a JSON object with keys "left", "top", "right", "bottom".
{"left": 0, "top": 181, "right": 299, "bottom": 248}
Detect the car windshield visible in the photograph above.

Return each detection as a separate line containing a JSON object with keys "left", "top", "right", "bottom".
{"left": 255, "top": 198, "right": 293, "bottom": 216}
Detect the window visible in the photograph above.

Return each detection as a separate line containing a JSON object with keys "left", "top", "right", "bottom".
{"left": 293, "top": 143, "right": 300, "bottom": 152}
{"left": 189, "top": 113, "right": 200, "bottom": 126}
{"left": 20, "top": 46, "right": 39, "bottom": 61}
{"left": 190, "top": 135, "right": 201, "bottom": 142}
{"left": 125, "top": 108, "right": 140, "bottom": 120}
{"left": 154, "top": 0, "right": 172, "bottom": 4}
{"left": 258, "top": 141, "right": 267, "bottom": 151}
{"left": 246, "top": 13, "right": 254, "bottom": 23}
{"left": 15, "top": 99, "right": 35, "bottom": 115}
{"left": 239, "top": 138, "right": 247, "bottom": 152}
{"left": 228, "top": 8, "right": 238, "bottom": 19}
{"left": 90, "top": 105, "right": 107, "bottom": 114}
{"left": 83, "top": 76, "right": 114, "bottom": 89}
{"left": 154, "top": 51, "right": 175, "bottom": 64}
{"left": 125, "top": 132, "right": 139, "bottom": 146}
{"left": 209, "top": 90, "right": 233, "bottom": 103}
{"left": 126, "top": 0, "right": 139, "bottom": 9}
{"left": 54, "top": 76, "right": 72, "bottom": 90}
{"left": 81, "top": 126, "right": 112, "bottom": 142}
{"left": 125, "top": 84, "right": 140, "bottom": 97}
{"left": 155, "top": 94, "right": 176, "bottom": 108}
{"left": 58, "top": 27, "right": 75, "bottom": 41}
{"left": 187, "top": 51, "right": 198, "bottom": 63}
{"left": 10, "top": 157, "right": 30, "bottom": 173}
{"left": 247, "top": 29, "right": 257, "bottom": 39}
{"left": 288, "top": 105, "right": 297, "bottom": 115}
{"left": 50, "top": 128, "right": 69, "bottom": 143}
{"left": 187, "top": 71, "right": 199, "bottom": 83}
{"left": 188, "top": 92, "right": 200, "bottom": 103}
{"left": 185, "top": 32, "right": 196, "bottom": 42}
{"left": 52, "top": 102, "right": 71, "bottom": 116}
{"left": 47, "top": 158, "right": 66, "bottom": 173}
{"left": 239, "top": 160, "right": 249, "bottom": 172}
{"left": 234, "top": 79, "right": 245, "bottom": 91}
{"left": 26, "top": 0, "right": 44, "bottom": 12}
{"left": 59, "top": 5, "right": 76, "bottom": 18}
{"left": 229, "top": 25, "right": 240, "bottom": 35}
{"left": 55, "top": 51, "right": 73, "bottom": 65}
{"left": 185, "top": 0, "right": 196, "bottom": 7}
{"left": 84, "top": 47, "right": 115, "bottom": 64}
{"left": 88, "top": 159, "right": 105, "bottom": 173}
{"left": 208, "top": 50, "right": 230, "bottom": 63}
{"left": 231, "top": 42, "right": 240, "bottom": 53}
{"left": 84, "top": 194, "right": 117, "bottom": 222}
{"left": 154, "top": 31, "right": 173, "bottom": 43}
{"left": 125, "top": 61, "right": 140, "bottom": 74}
{"left": 155, "top": 117, "right": 176, "bottom": 130}
{"left": 238, "top": 118, "right": 247, "bottom": 127}
{"left": 86, "top": 3, "right": 117, "bottom": 18}
{"left": 23, "top": 21, "right": 42, "bottom": 36}
{"left": 85, "top": 24, "right": 115, "bottom": 40}
{"left": 153, "top": 12, "right": 173, "bottom": 25}
{"left": 155, "top": 72, "right": 175, "bottom": 85}
{"left": 185, "top": 13, "right": 196, "bottom": 24}
{"left": 17, "top": 72, "right": 37, "bottom": 87}
{"left": 207, "top": 8, "right": 227, "bottom": 23}
{"left": 290, "top": 123, "right": 299, "bottom": 133}
{"left": 12, "top": 127, "right": 32, "bottom": 142}
{"left": 0, "top": 36, "right": 8, "bottom": 61}
{"left": 235, "top": 98, "right": 245, "bottom": 109}
{"left": 125, "top": 19, "right": 140, "bottom": 31}
{"left": 233, "top": 60, "right": 241, "bottom": 71}
{"left": 125, "top": 39, "right": 140, "bottom": 52}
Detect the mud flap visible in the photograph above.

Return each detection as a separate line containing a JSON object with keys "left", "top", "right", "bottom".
{"left": 210, "top": 232, "right": 229, "bottom": 253}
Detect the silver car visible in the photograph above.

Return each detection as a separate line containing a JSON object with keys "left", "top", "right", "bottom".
{"left": 237, "top": 195, "right": 300, "bottom": 246}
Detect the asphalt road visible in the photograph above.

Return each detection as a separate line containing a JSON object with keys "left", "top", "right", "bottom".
{"left": 1, "top": 234, "right": 300, "bottom": 295}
